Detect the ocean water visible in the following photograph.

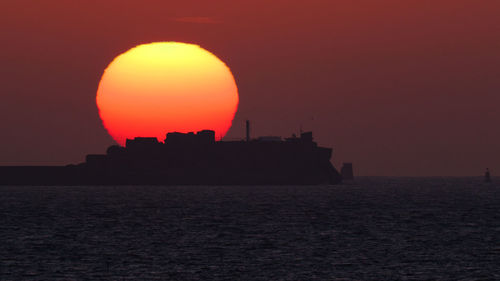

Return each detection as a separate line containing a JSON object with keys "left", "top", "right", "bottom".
{"left": 1, "top": 177, "right": 500, "bottom": 280}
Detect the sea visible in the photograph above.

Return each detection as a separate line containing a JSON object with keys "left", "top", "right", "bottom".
{"left": 1, "top": 177, "right": 499, "bottom": 280}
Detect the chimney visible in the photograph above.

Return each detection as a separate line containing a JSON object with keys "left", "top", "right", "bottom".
{"left": 246, "top": 120, "right": 250, "bottom": 142}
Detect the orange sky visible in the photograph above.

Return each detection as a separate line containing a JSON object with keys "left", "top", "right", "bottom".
{"left": 0, "top": 0, "right": 499, "bottom": 176}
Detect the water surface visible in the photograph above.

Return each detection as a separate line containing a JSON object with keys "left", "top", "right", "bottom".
{"left": 1, "top": 177, "right": 500, "bottom": 280}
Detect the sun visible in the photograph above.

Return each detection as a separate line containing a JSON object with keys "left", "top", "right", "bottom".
{"left": 96, "top": 42, "right": 239, "bottom": 146}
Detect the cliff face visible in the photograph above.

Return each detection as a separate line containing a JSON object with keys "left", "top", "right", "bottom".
{"left": 0, "top": 131, "right": 342, "bottom": 185}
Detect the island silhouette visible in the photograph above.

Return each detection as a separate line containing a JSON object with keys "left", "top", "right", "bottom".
{"left": 0, "top": 121, "right": 343, "bottom": 185}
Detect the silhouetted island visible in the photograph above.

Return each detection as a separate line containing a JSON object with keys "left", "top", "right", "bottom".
{"left": 0, "top": 122, "right": 342, "bottom": 185}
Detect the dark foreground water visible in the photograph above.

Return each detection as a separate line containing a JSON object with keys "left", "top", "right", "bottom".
{"left": 1, "top": 177, "right": 500, "bottom": 280}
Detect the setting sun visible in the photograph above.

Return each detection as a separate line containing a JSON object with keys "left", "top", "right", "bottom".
{"left": 96, "top": 42, "right": 239, "bottom": 146}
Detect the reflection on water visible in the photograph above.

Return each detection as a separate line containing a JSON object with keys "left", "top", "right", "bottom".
{"left": 1, "top": 178, "right": 500, "bottom": 280}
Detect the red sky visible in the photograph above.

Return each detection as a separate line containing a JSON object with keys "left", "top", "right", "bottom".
{"left": 0, "top": 0, "right": 499, "bottom": 176}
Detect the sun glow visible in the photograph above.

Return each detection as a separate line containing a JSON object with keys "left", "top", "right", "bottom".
{"left": 96, "top": 42, "right": 239, "bottom": 146}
